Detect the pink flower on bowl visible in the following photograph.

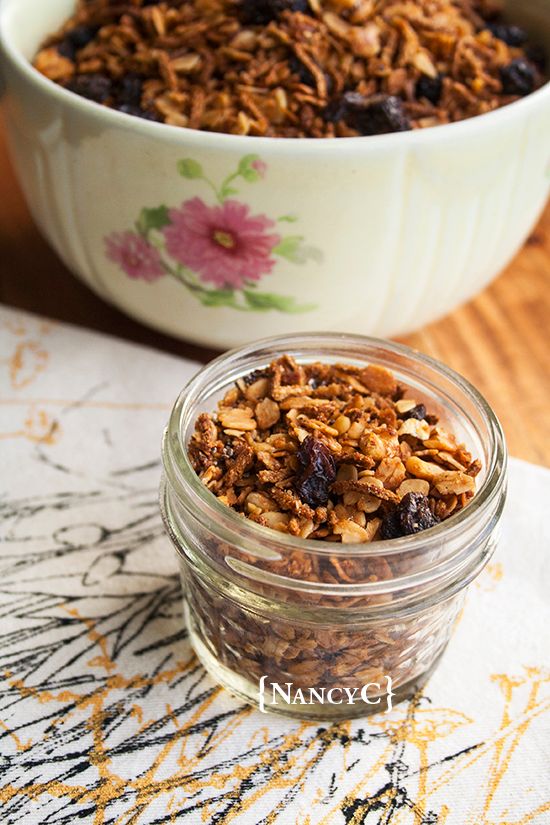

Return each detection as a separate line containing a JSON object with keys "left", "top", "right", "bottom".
{"left": 251, "top": 159, "right": 267, "bottom": 179}
{"left": 164, "top": 198, "right": 281, "bottom": 289}
{"left": 105, "top": 232, "right": 165, "bottom": 282}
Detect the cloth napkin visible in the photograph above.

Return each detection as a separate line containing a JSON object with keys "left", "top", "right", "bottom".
{"left": 0, "top": 304, "right": 549, "bottom": 825}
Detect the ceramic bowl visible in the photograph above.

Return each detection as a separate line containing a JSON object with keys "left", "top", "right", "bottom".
{"left": 1, "top": 0, "right": 549, "bottom": 348}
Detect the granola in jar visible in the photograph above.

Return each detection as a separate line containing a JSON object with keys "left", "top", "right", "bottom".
{"left": 188, "top": 355, "right": 481, "bottom": 541}
{"left": 160, "top": 336, "right": 507, "bottom": 718}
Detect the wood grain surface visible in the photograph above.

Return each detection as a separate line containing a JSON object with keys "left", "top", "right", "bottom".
{"left": 0, "top": 123, "right": 549, "bottom": 466}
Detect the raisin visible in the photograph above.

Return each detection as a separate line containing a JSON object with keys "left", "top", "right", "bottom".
{"left": 57, "top": 40, "right": 76, "bottom": 60}
{"left": 288, "top": 55, "right": 315, "bottom": 88}
{"left": 116, "top": 73, "right": 144, "bottom": 107}
{"left": 294, "top": 436, "right": 336, "bottom": 508}
{"left": 58, "top": 24, "right": 98, "bottom": 59}
{"left": 415, "top": 75, "right": 443, "bottom": 105}
{"left": 327, "top": 93, "right": 411, "bottom": 135}
{"left": 238, "top": 0, "right": 310, "bottom": 25}
{"left": 67, "top": 24, "right": 99, "bottom": 49}
{"left": 500, "top": 58, "right": 536, "bottom": 96}
{"left": 115, "top": 103, "right": 160, "bottom": 121}
{"left": 288, "top": 55, "right": 332, "bottom": 94}
{"left": 380, "top": 493, "right": 439, "bottom": 539}
{"left": 243, "top": 368, "right": 269, "bottom": 386}
{"left": 526, "top": 44, "right": 547, "bottom": 72}
{"left": 379, "top": 509, "right": 401, "bottom": 541}
{"left": 399, "top": 403, "right": 427, "bottom": 421}
{"left": 67, "top": 73, "right": 113, "bottom": 103}
{"left": 485, "top": 23, "right": 527, "bottom": 47}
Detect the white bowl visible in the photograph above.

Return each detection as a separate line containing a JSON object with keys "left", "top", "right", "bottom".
{"left": 1, "top": 0, "right": 549, "bottom": 349}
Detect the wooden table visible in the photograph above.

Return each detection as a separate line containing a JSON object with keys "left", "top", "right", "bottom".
{"left": 1, "top": 124, "right": 549, "bottom": 466}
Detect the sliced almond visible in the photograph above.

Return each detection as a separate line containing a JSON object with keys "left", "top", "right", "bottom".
{"left": 171, "top": 53, "right": 201, "bottom": 73}
{"left": 333, "top": 520, "right": 371, "bottom": 544}
{"left": 395, "top": 399, "right": 417, "bottom": 414}
{"left": 413, "top": 50, "right": 437, "bottom": 78}
{"left": 219, "top": 407, "right": 257, "bottom": 431}
{"left": 260, "top": 511, "right": 290, "bottom": 532}
{"left": 433, "top": 471, "right": 476, "bottom": 496}
{"left": 246, "top": 492, "right": 278, "bottom": 513}
{"left": 375, "top": 457, "right": 406, "bottom": 489}
{"left": 398, "top": 418, "right": 431, "bottom": 440}
{"left": 406, "top": 456, "right": 446, "bottom": 481}
{"left": 255, "top": 397, "right": 280, "bottom": 430}
{"left": 397, "top": 478, "right": 431, "bottom": 498}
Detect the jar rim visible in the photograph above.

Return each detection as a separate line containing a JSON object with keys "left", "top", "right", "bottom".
{"left": 162, "top": 332, "right": 506, "bottom": 560}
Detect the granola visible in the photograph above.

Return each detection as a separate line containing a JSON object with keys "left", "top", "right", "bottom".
{"left": 163, "top": 354, "right": 492, "bottom": 712}
{"left": 188, "top": 355, "right": 480, "bottom": 541}
{"left": 34, "top": 0, "right": 546, "bottom": 137}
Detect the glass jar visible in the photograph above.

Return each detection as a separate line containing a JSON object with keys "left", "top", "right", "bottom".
{"left": 160, "top": 334, "right": 507, "bottom": 720}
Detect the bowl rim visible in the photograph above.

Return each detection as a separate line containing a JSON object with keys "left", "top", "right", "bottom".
{"left": 1, "top": 0, "right": 549, "bottom": 154}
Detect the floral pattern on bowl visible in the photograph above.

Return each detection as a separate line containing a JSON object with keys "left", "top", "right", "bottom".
{"left": 105, "top": 155, "right": 322, "bottom": 313}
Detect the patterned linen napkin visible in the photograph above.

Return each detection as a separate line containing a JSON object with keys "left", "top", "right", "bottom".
{"left": 0, "top": 305, "right": 549, "bottom": 825}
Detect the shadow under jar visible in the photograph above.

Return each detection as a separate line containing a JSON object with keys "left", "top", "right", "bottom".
{"left": 160, "top": 334, "right": 507, "bottom": 720}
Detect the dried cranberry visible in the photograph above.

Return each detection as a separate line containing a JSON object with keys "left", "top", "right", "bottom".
{"left": 415, "top": 75, "right": 443, "bottom": 105}
{"left": 500, "top": 58, "right": 536, "bottom": 96}
{"left": 67, "top": 73, "right": 112, "bottom": 103}
{"left": 327, "top": 93, "right": 411, "bottom": 136}
{"left": 294, "top": 436, "right": 336, "bottom": 508}
{"left": 380, "top": 493, "right": 439, "bottom": 539}
{"left": 485, "top": 23, "right": 527, "bottom": 47}
{"left": 399, "top": 403, "right": 427, "bottom": 421}
{"left": 239, "top": 0, "right": 310, "bottom": 25}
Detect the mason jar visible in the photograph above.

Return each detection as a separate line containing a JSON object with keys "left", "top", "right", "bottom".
{"left": 160, "top": 334, "right": 507, "bottom": 720}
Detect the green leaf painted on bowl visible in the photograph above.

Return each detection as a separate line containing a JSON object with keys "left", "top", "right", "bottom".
{"left": 238, "top": 154, "right": 263, "bottom": 182}
{"left": 177, "top": 158, "right": 204, "bottom": 179}
{"left": 219, "top": 185, "right": 239, "bottom": 200}
{"left": 243, "top": 290, "right": 315, "bottom": 313}
{"left": 137, "top": 206, "right": 171, "bottom": 235}
{"left": 274, "top": 236, "right": 324, "bottom": 264}
{"left": 197, "top": 288, "right": 241, "bottom": 309}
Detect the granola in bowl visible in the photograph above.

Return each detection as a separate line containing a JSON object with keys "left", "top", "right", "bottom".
{"left": 33, "top": 0, "right": 546, "bottom": 137}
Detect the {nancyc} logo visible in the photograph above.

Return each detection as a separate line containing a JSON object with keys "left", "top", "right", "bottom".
{"left": 258, "top": 676, "right": 394, "bottom": 713}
